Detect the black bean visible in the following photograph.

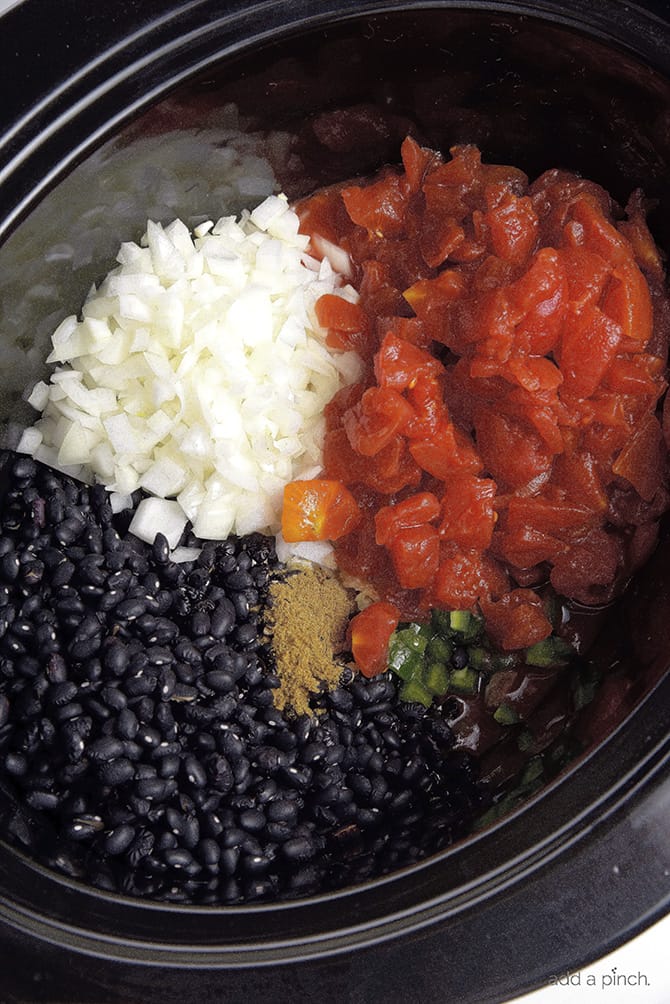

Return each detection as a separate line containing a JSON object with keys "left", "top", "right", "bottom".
{"left": 64, "top": 816, "right": 104, "bottom": 841}
{"left": 152, "top": 533, "right": 170, "bottom": 565}
{"left": 4, "top": 751, "right": 28, "bottom": 776}
{"left": 239, "top": 808, "right": 265, "bottom": 834}
{"left": 12, "top": 457, "right": 37, "bottom": 479}
{"left": 209, "top": 601, "right": 235, "bottom": 638}
{"left": 164, "top": 848, "right": 199, "bottom": 873}
{"left": 451, "top": 646, "right": 468, "bottom": 670}
{"left": 98, "top": 758, "right": 135, "bottom": 786}
{"left": 104, "top": 824, "right": 136, "bottom": 856}
{"left": 101, "top": 685, "right": 127, "bottom": 711}
{"left": 183, "top": 755, "right": 207, "bottom": 789}
{"left": 158, "top": 754, "right": 181, "bottom": 779}
{"left": 125, "top": 674, "right": 157, "bottom": 698}
{"left": 220, "top": 846, "right": 240, "bottom": 876}
{"left": 281, "top": 836, "right": 317, "bottom": 863}
{"left": 85, "top": 696, "right": 111, "bottom": 720}
{"left": 279, "top": 764, "right": 312, "bottom": 791}
{"left": 232, "top": 593, "right": 250, "bottom": 622}
{"left": 197, "top": 838, "right": 220, "bottom": 869}
{"left": 88, "top": 736, "right": 126, "bottom": 762}
{"left": 0, "top": 552, "right": 20, "bottom": 582}
{"left": 152, "top": 741, "right": 181, "bottom": 761}
{"left": 137, "top": 726, "right": 161, "bottom": 749}
{"left": 49, "top": 681, "right": 78, "bottom": 706}
{"left": 53, "top": 701, "right": 84, "bottom": 723}
{"left": 25, "top": 790, "right": 60, "bottom": 811}
{"left": 116, "top": 708, "right": 139, "bottom": 740}
{"left": 128, "top": 829, "right": 154, "bottom": 865}
{"left": 135, "top": 777, "right": 171, "bottom": 800}
{"left": 115, "top": 597, "right": 146, "bottom": 621}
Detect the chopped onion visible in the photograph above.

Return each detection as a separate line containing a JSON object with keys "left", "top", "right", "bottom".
{"left": 19, "top": 196, "right": 363, "bottom": 539}
{"left": 128, "top": 497, "right": 188, "bottom": 548}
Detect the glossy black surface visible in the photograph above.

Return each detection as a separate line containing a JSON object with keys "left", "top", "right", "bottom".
{"left": 0, "top": 1, "right": 669, "bottom": 1002}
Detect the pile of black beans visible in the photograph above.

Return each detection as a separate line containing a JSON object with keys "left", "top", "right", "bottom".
{"left": 0, "top": 450, "right": 485, "bottom": 904}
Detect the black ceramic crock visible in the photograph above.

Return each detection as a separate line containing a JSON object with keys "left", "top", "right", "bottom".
{"left": 0, "top": 2, "right": 669, "bottom": 1002}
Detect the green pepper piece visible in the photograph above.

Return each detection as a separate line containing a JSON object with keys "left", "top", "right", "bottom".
{"left": 520, "top": 756, "right": 544, "bottom": 785}
{"left": 448, "top": 666, "right": 479, "bottom": 695}
{"left": 517, "top": 729, "right": 535, "bottom": 753}
{"left": 449, "top": 609, "right": 472, "bottom": 634}
{"left": 424, "top": 661, "right": 449, "bottom": 695}
{"left": 468, "top": 646, "right": 493, "bottom": 673}
{"left": 493, "top": 703, "right": 520, "bottom": 725}
{"left": 388, "top": 626, "right": 430, "bottom": 674}
{"left": 393, "top": 651, "right": 425, "bottom": 682}
{"left": 399, "top": 677, "right": 433, "bottom": 707}
{"left": 426, "top": 635, "right": 453, "bottom": 663}
{"left": 525, "top": 636, "right": 574, "bottom": 668}
{"left": 430, "top": 608, "right": 453, "bottom": 638}
{"left": 449, "top": 609, "right": 484, "bottom": 642}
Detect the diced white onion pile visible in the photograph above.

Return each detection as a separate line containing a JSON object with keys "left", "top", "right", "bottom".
{"left": 18, "top": 195, "right": 361, "bottom": 543}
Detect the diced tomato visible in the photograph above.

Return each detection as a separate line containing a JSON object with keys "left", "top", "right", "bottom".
{"left": 495, "top": 524, "right": 565, "bottom": 569}
{"left": 508, "top": 248, "right": 567, "bottom": 355}
{"left": 560, "top": 246, "right": 611, "bottom": 310}
{"left": 480, "top": 588, "right": 553, "bottom": 651}
{"left": 403, "top": 270, "right": 468, "bottom": 344}
{"left": 380, "top": 315, "right": 432, "bottom": 349}
{"left": 549, "top": 529, "right": 623, "bottom": 605}
{"left": 505, "top": 496, "right": 596, "bottom": 537}
{"left": 619, "top": 191, "right": 665, "bottom": 280}
{"left": 358, "top": 259, "right": 408, "bottom": 327}
{"left": 409, "top": 420, "right": 482, "bottom": 480}
{"left": 432, "top": 546, "right": 486, "bottom": 609}
{"left": 364, "top": 436, "right": 423, "bottom": 494}
{"left": 281, "top": 479, "right": 361, "bottom": 542}
{"left": 612, "top": 413, "right": 666, "bottom": 502}
{"left": 324, "top": 427, "right": 422, "bottom": 495}
{"left": 474, "top": 408, "right": 553, "bottom": 491}
{"left": 600, "top": 258, "right": 653, "bottom": 349}
{"left": 604, "top": 354, "right": 665, "bottom": 397}
{"left": 401, "top": 134, "right": 442, "bottom": 192}
{"left": 557, "top": 303, "right": 621, "bottom": 399}
{"left": 552, "top": 449, "right": 608, "bottom": 512}
{"left": 374, "top": 492, "right": 441, "bottom": 546}
{"left": 515, "top": 357, "right": 563, "bottom": 393}
{"left": 419, "top": 174, "right": 467, "bottom": 267}
{"left": 403, "top": 375, "right": 448, "bottom": 439}
{"left": 315, "top": 293, "right": 370, "bottom": 353}
{"left": 315, "top": 293, "right": 366, "bottom": 333}
{"left": 374, "top": 331, "right": 444, "bottom": 392}
{"left": 452, "top": 287, "right": 515, "bottom": 362}
{"left": 484, "top": 185, "right": 539, "bottom": 267}
{"left": 568, "top": 196, "right": 632, "bottom": 267}
{"left": 438, "top": 475, "right": 497, "bottom": 550}
{"left": 342, "top": 170, "right": 410, "bottom": 238}
{"left": 343, "top": 386, "right": 415, "bottom": 457}
{"left": 348, "top": 601, "right": 401, "bottom": 677}
{"left": 388, "top": 523, "right": 440, "bottom": 589}
{"left": 296, "top": 189, "right": 354, "bottom": 247}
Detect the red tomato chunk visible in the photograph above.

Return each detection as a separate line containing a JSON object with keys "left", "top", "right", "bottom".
{"left": 289, "top": 139, "right": 670, "bottom": 662}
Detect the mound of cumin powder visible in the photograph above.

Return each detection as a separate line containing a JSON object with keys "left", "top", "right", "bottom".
{"left": 267, "top": 563, "right": 355, "bottom": 716}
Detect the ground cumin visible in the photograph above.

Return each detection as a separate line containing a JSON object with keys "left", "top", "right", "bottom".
{"left": 267, "top": 564, "right": 354, "bottom": 716}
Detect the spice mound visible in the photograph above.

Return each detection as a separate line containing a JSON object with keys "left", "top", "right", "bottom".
{"left": 267, "top": 564, "right": 354, "bottom": 715}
